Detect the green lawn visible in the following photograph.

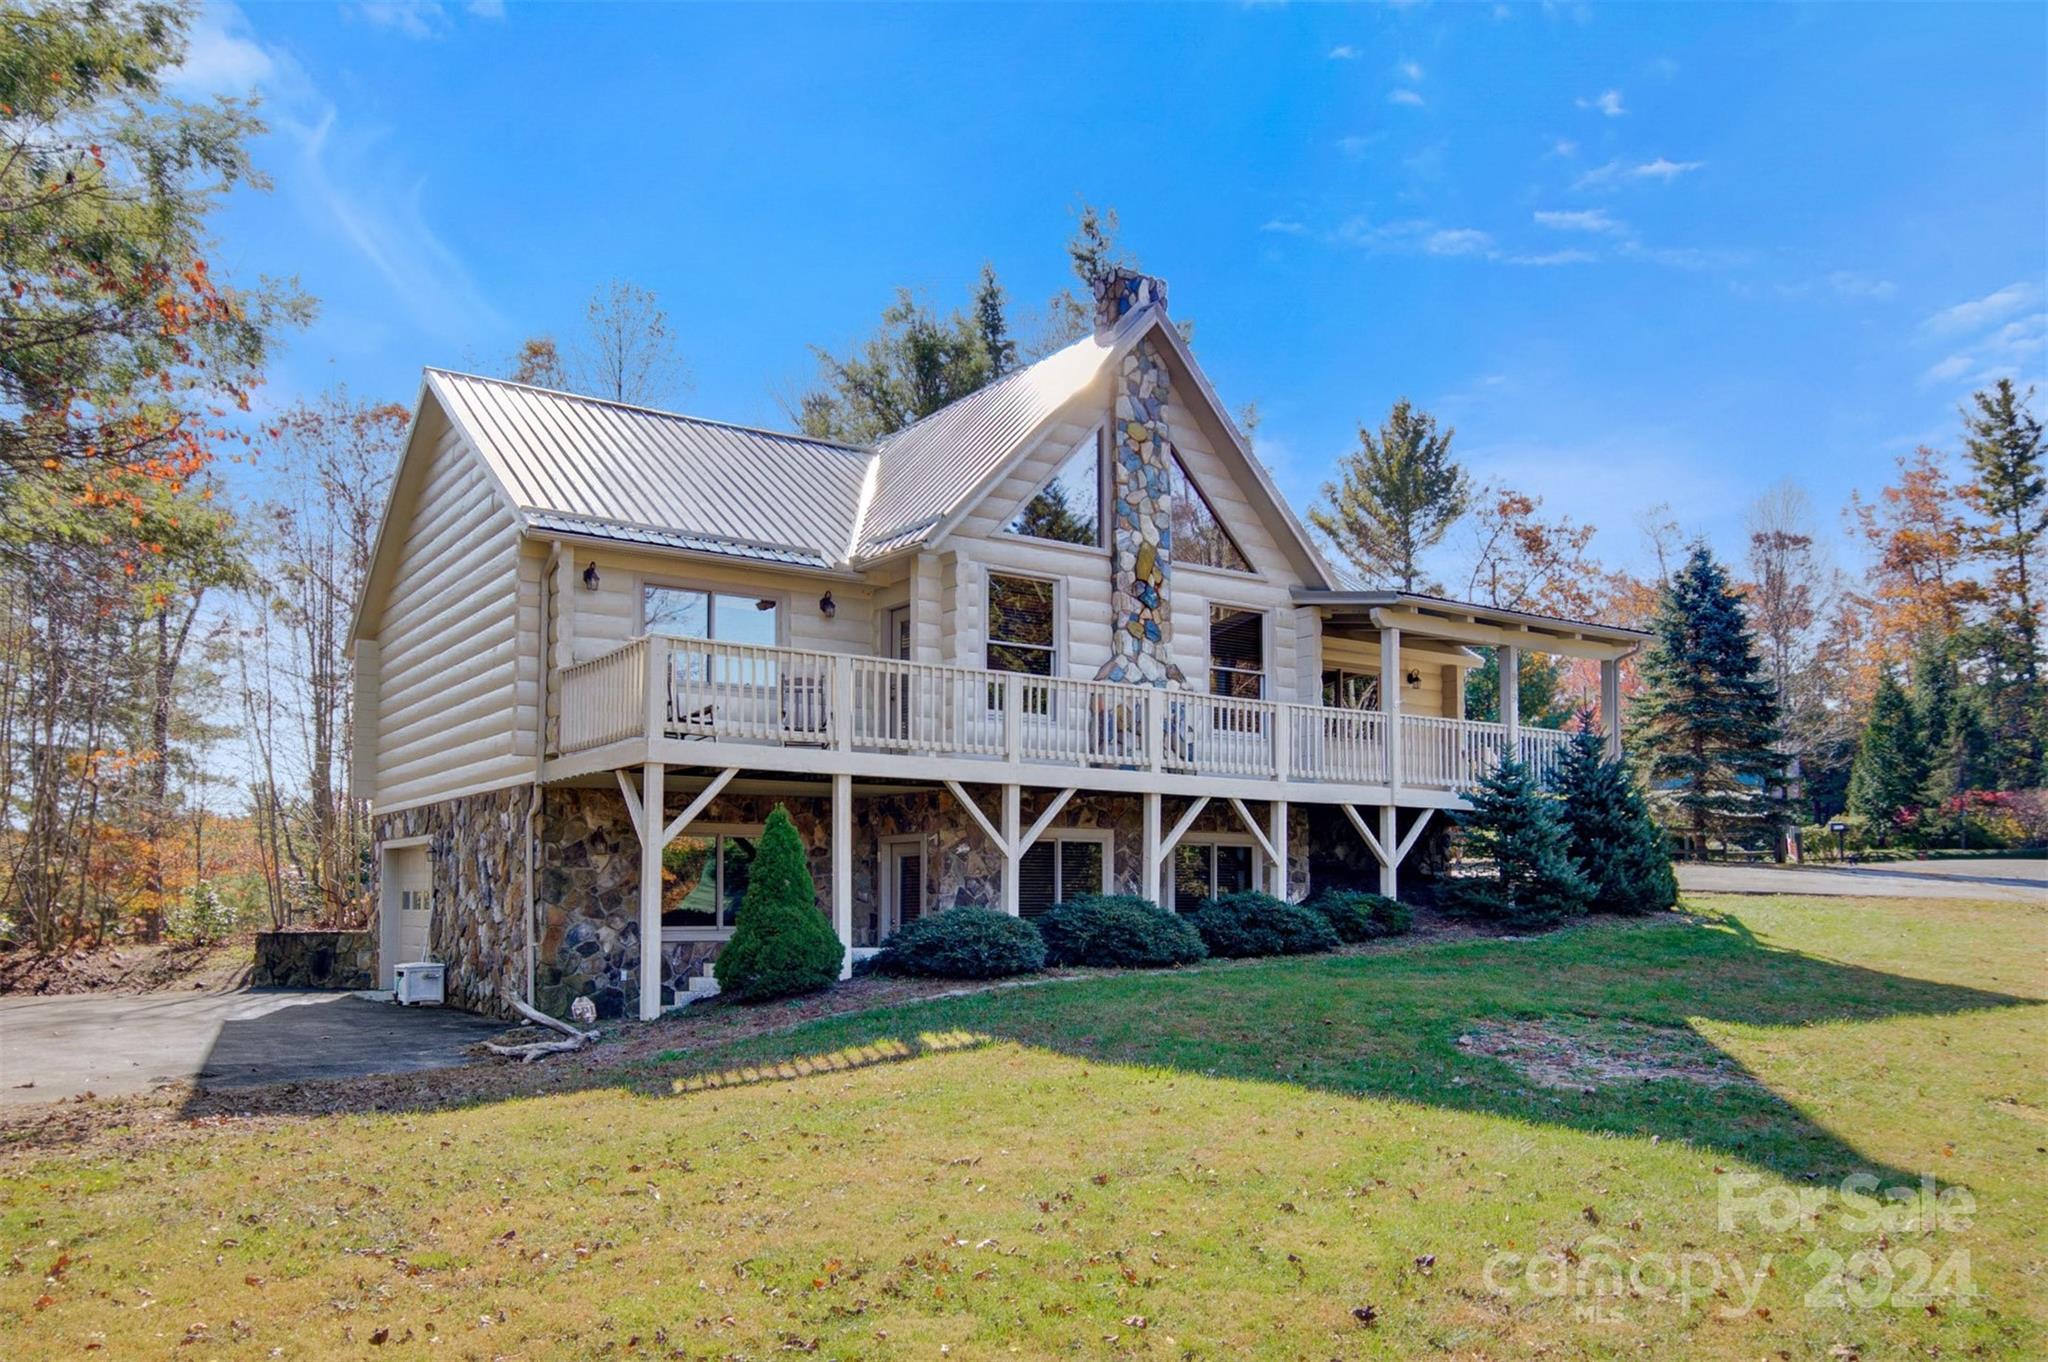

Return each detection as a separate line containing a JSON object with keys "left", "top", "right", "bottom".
{"left": 6, "top": 894, "right": 2044, "bottom": 1359}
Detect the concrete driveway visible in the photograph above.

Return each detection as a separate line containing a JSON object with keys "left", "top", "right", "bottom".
{"left": 1678, "top": 857, "right": 2046, "bottom": 904}
{"left": 0, "top": 990, "right": 509, "bottom": 1106}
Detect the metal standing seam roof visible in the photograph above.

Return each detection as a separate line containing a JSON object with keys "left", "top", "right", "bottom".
{"left": 428, "top": 370, "right": 875, "bottom": 567}
{"left": 854, "top": 314, "right": 1140, "bottom": 558}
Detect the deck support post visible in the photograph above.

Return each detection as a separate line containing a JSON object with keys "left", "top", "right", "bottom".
{"left": 1600, "top": 657, "right": 1623, "bottom": 761}
{"left": 1377, "top": 804, "right": 1398, "bottom": 898}
{"left": 636, "top": 761, "right": 665, "bottom": 1021}
{"left": 1142, "top": 791, "right": 1162, "bottom": 907}
{"left": 1269, "top": 799, "right": 1290, "bottom": 900}
{"left": 832, "top": 772, "right": 853, "bottom": 978}
{"left": 1000, "top": 783, "right": 1021, "bottom": 916}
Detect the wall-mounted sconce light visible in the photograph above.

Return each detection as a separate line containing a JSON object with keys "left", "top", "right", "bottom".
{"left": 819, "top": 591, "right": 836, "bottom": 618}
{"left": 581, "top": 561, "right": 600, "bottom": 591}
{"left": 755, "top": 598, "right": 776, "bottom": 612}
{"left": 1405, "top": 669, "right": 1422, "bottom": 688}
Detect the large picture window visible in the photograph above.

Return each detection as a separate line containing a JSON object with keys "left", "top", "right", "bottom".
{"left": 1007, "top": 431, "right": 1101, "bottom": 546}
{"left": 660, "top": 829, "right": 760, "bottom": 936}
{"left": 1171, "top": 840, "right": 1257, "bottom": 912}
{"left": 1016, "top": 833, "right": 1110, "bottom": 918}
{"left": 1208, "top": 606, "right": 1265, "bottom": 699}
{"left": 1167, "top": 452, "right": 1250, "bottom": 572}
{"left": 643, "top": 586, "right": 780, "bottom": 647}
{"left": 986, "top": 574, "right": 1057, "bottom": 677}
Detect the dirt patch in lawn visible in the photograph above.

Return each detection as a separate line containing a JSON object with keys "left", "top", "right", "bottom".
{"left": 1456, "top": 1017, "right": 1759, "bottom": 1092}
{"left": 0, "top": 940, "right": 252, "bottom": 996}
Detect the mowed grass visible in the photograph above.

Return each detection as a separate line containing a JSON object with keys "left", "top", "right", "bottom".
{"left": 4, "top": 894, "right": 2044, "bottom": 1360}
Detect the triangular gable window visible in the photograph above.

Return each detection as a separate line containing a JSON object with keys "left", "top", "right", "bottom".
{"left": 1168, "top": 451, "right": 1250, "bottom": 571}
{"left": 1006, "top": 430, "right": 1101, "bottom": 546}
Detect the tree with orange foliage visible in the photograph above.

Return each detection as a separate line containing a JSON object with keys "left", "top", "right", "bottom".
{"left": 1846, "top": 446, "right": 1984, "bottom": 676}
{"left": 0, "top": 0, "right": 308, "bottom": 518}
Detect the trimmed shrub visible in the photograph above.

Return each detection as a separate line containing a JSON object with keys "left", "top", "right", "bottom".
{"left": 1306, "top": 889, "right": 1412, "bottom": 943}
{"left": 713, "top": 806, "right": 844, "bottom": 1002}
{"left": 872, "top": 906, "right": 1046, "bottom": 979}
{"left": 1185, "top": 890, "right": 1339, "bottom": 959}
{"left": 1039, "top": 894, "right": 1208, "bottom": 968}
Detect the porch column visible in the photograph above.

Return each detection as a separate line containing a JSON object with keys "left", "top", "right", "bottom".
{"left": 1501, "top": 645, "right": 1521, "bottom": 764}
{"left": 1000, "top": 783, "right": 1021, "bottom": 915}
{"left": 1377, "top": 805, "right": 1398, "bottom": 898}
{"left": 832, "top": 773, "right": 853, "bottom": 979}
{"left": 1381, "top": 625, "right": 1403, "bottom": 791}
{"left": 637, "top": 761, "right": 665, "bottom": 1021}
{"left": 1600, "top": 657, "right": 1623, "bottom": 761}
{"left": 1269, "top": 799, "right": 1290, "bottom": 900}
{"left": 1142, "top": 791, "right": 1162, "bottom": 906}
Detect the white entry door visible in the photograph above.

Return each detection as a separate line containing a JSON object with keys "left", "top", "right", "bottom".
{"left": 393, "top": 845, "right": 432, "bottom": 963}
{"left": 881, "top": 841, "right": 924, "bottom": 939}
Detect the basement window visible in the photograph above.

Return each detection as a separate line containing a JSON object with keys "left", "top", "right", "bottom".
{"left": 1016, "top": 832, "right": 1111, "bottom": 918}
{"left": 1171, "top": 840, "right": 1257, "bottom": 912}
{"left": 661, "top": 828, "right": 761, "bottom": 937}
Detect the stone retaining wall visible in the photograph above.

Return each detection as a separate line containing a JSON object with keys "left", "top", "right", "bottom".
{"left": 252, "top": 930, "right": 377, "bottom": 990}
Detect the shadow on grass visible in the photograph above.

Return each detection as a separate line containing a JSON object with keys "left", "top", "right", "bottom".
{"left": 148, "top": 909, "right": 2038, "bottom": 1189}
{"left": 632, "top": 911, "right": 2038, "bottom": 1187}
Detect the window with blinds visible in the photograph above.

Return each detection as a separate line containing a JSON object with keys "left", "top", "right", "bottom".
{"left": 1170, "top": 841, "right": 1259, "bottom": 912}
{"left": 1016, "top": 835, "right": 1109, "bottom": 917}
{"left": 1209, "top": 606, "right": 1265, "bottom": 699}
{"left": 987, "top": 574, "right": 1057, "bottom": 677}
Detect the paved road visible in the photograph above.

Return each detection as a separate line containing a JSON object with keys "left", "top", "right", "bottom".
{"left": 0, "top": 990, "right": 507, "bottom": 1106}
{"left": 1678, "top": 857, "right": 2046, "bottom": 904}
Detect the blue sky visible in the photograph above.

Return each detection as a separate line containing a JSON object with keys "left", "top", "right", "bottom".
{"left": 173, "top": 1, "right": 2046, "bottom": 581}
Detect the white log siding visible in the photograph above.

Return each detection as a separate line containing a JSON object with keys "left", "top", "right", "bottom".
{"left": 1319, "top": 633, "right": 1477, "bottom": 721}
{"left": 368, "top": 413, "right": 533, "bottom": 809}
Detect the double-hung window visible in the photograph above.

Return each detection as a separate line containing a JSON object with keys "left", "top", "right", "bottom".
{"left": 660, "top": 827, "right": 761, "bottom": 937}
{"left": 987, "top": 573, "right": 1057, "bottom": 713}
{"left": 1208, "top": 606, "right": 1266, "bottom": 699}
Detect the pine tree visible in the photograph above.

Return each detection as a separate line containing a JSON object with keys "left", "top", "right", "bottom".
{"left": 1449, "top": 757, "right": 1591, "bottom": 928}
{"left": 1632, "top": 545, "right": 1788, "bottom": 855}
{"left": 1959, "top": 380, "right": 2046, "bottom": 787}
{"left": 1554, "top": 719, "right": 1678, "bottom": 914}
{"left": 1846, "top": 673, "right": 1925, "bottom": 839}
{"left": 1309, "top": 399, "right": 1470, "bottom": 591}
{"left": 972, "top": 262, "right": 1016, "bottom": 379}
{"left": 1919, "top": 688, "right": 1992, "bottom": 829}
{"left": 713, "top": 806, "right": 844, "bottom": 1002}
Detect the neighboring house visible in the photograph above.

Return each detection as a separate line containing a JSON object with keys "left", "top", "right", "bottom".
{"left": 350, "top": 270, "right": 1649, "bottom": 1020}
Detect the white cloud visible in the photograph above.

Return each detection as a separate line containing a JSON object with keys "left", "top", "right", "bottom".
{"left": 1337, "top": 134, "right": 1379, "bottom": 159}
{"left": 353, "top": 1, "right": 451, "bottom": 39}
{"left": 1921, "top": 354, "right": 1975, "bottom": 385}
{"left": 1550, "top": 138, "right": 1578, "bottom": 158}
{"left": 1399, "top": 59, "right": 1425, "bottom": 82}
{"left": 467, "top": 0, "right": 507, "bottom": 16}
{"left": 1825, "top": 271, "right": 1896, "bottom": 301}
{"left": 1261, "top": 218, "right": 1310, "bottom": 236}
{"left": 1328, "top": 44, "right": 1360, "bottom": 59}
{"left": 1388, "top": 89, "right": 1425, "bottom": 107}
{"left": 1922, "top": 282, "right": 2040, "bottom": 337}
{"left": 1534, "top": 207, "right": 1626, "bottom": 233}
{"left": 1427, "top": 228, "right": 1494, "bottom": 257}
{"left": 1634, "top": 156, "right": 1703, "bottom": 181}
{"left": 1618, "top": 241, "right": 1747, "bottom": 271}
{"left": 1500, "top": 249, "right": 1598, "bottom": 266}
{"left": 1577, "top": 89, "right": 1626, "bottom": 117}
{"left": 163, "top": 3, "right": 280, "bottom": 97}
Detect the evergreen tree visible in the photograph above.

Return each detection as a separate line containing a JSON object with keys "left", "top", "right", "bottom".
{"left": 972, "top": 262, "right": 1016, "bottom": 379}
{"left": 1464, "top": 649, "right": 1575, "bottom": 728}
{"left": 1846, "top": 673, "right": 1925, "bottom": 839}
{"left": 796, "top": 286, "right": 1004, "bottom": 444}
{"left": 1909, "top": 632, "right": 1955, "bottom": 765}
{"left": 1309, "top": 399, "right": 1471, "bottom": 591}
{"left": 1448, "top": 757, "right": 1591, "bottom": 928}
{"left": 1919, "top": 688, "right": 1993, "bottom": 828}
{"left": 1554, "top": 719, "right": 1678, "bottom": 914}
{"left": 1632, "top": 545, "right": 1788, "bottom": 855}
{"left": 1959, "top": 380, "right": 2045, "bottom": 786}
{"left": 713, "top": 806, "right": 844, "bottom": 1002}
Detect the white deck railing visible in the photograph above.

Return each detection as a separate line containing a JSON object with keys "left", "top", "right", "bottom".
{"left": 553, "top": 635, "right": 1590, "bottom": 794}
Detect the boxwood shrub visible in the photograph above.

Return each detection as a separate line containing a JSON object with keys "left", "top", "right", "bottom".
{"left": 1306, "top": 889, "right": 1414, "bottom": 943}
{"left": 871, "top": 906, "right": 1046, "bottom": 979}
{"left": 1038, "top": 894, "right": 1208, "bottom": 969}
{"left": 1185, "top": 890, "right": 1339, "bottom": 959}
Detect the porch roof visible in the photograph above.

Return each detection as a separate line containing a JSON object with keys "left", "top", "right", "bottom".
{"left": 1292, "top": 589, "right": 1652, "bottom": 659}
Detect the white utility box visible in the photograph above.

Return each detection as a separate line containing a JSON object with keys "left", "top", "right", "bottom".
{"left": 392, "top": 960, "right": 446, "bottom": 1006}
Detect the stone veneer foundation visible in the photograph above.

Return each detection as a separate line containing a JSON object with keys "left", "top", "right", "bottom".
{"left": 371, "top": 784, "right": 531, "bottom": 1016}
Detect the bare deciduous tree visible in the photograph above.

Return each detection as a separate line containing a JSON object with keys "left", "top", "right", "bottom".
{"left": 569, "top": 280, "right": 691, "bottom": 406}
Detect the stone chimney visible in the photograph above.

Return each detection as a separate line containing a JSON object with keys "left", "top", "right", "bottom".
{"left": 1091, "top": 267, "right": 1168, "bottom": 336}
{"left": 1092, "top": 271, "right": 1186, "bottom": 687}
